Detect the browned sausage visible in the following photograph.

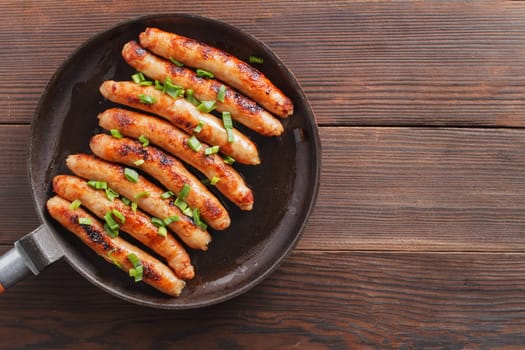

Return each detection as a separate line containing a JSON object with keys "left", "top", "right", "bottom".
{"left": 122, "top": 41, "right": 284, "bottom": 136}
{"left": 66, "top": 154, "right": 212, "bottom": 251}
{"left": 52, "top": 175, "right": 194, "bottom": 280}
{"left": 98, "top": 108, "right": 254, "bottom": 211}
{"left": 139, "top": 27, "right": 293, "bottom": 118}
{"left": 89, "top": 134, "right": 230, "bottom": 230}
{"left": 46, "top": 196, "right": 185, "bottom": 296}
{"left": 99, "top": 80, "right": 260, "bottom": 165}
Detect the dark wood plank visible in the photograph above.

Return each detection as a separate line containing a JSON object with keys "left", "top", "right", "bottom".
{"left": 1, "top": 249, "right": 524, "bottom": 349}
{"left": 2, "top": 1, "right": 525, "bottom": 126}
{"left": 4, "top": 125, "right": 525, "bottom": 253}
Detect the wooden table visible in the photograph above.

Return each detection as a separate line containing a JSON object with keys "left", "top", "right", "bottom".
{"left": 2, "top": 1, "right": 525, "bottom": 348}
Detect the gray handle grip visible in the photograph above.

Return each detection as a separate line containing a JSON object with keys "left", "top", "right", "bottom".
{"left": 0, "top": 225, "right": 63, "bottom": 294}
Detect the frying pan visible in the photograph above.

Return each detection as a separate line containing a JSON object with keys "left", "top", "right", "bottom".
{"left": 0, "top": 14, "right": 320, "bottom": 309}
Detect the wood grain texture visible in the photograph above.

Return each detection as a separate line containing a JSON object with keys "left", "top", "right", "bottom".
{"left": 1, "top": 249, "right": 525, "bottom": 349}
{"left": 4, "top": 125, "right": 525, "bottom": 252}
{"left": 2, "top": 1, "right": 525, "bottom": 126}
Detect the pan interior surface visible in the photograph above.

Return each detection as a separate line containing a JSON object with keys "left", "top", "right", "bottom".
{"left": 30, "top": 14, "right": 320, "bottom": 309}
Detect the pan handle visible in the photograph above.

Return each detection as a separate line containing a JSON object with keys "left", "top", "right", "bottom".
{"left": 0, "top": 225, "right": 63, "bottom": 294}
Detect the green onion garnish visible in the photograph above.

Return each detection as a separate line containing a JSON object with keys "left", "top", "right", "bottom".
{"left": 105, "top": 187, "right": 119, "bottom": 201}
{"left": 164, "top": 78, "right": 185, "bottom": 98}
{"left": 131, "top": 201, "right": 138, "bottom": 213}
{"left": 249, "top": 55, "right": 264, "bottom": 64}
{"left": 223, "top": 156, "right": 235, "bottom": 165}
{"left": 104, "top": 223, "right": 119, "bottom": 238}
{"left": 192, "top": 208, "right": 207, "bottom": 230}
{"left": 88, "top": 180, "right": 107, "bottom": 190}
{"left": 210, "top": 176, "right": 220, "bottom": 185}
{"left": 111, "top": 209, "right": 125, "bottom": 223}
{"left": 163, "top": 215, "right": 180, "bottom": 225}
{"left": 197, "top": 100, "right": 216, "bottom": 113}
{"left": 151, "top": 217, "right": 165, "bottom": 227}
{"left": 138, "top": 94, "right": 156, "bottom": 105}
{"left": 196, "top": 69, "right": 214, "bottom": 79}
{"left": 226, "top": 129, "right": 234, "bottom": 143}
{"left": 222, "top": 111, "right": 235, "bottom": 143}
{"left": 169, "top": 57, "right": 184, "bottom": 67}
{"left": 185, "top": 89, "right": 200, "bottom": 106}
{"left": 204, "top": 145, "right": 220, "bottom": 155}
{"left": 154, "top": 80, "right": 164, "bottom": 90}
{"left": 124, "top": 168, "right": 139, "bottom": 183}
{"left": 78, "top": 217, "right": 92, "bottom": 225}
{"left": 179, "top": 184, "right": 191, "bottom": 199}
{"left": 161, "top": 191, "right": 174, "bottom": 199}
{"left": 127, "top": 253, "right": 143, "bottom": 282}
{"left": 217, "top": 85, "right": 226, "bottom": 103}
{"left": 110, "top": 129, "right": 123, "bottom": 139}
{"left": 157, "top": 226, "right": 168, "bottom": 237}
{"left": 187, "top": 136, "right": 202, "bottom": 152}
{"left": 134, "top": 191, "right": 150, "bottom": 199}
{"left": 134, "top": 159, "right": 145, "bottom": 166}
{"left": 131, "top": 73, "right": 143, "bottom": 84}
{"left": 193, "top": 120, "right": 204, "bottom": 133}
{"left": 121, "top": 197, "right": 131, "bottom": 206}
{"left": 104, "top": 212, "right": 119, "bottom": 231}
{"left": 140, "top": 81, "right": 153, "bottom": 86}
{"left": 174, "top": 197, "right": 188, "bottom": 212}
{"left": 69, "top": 199, "right": 82, "bottom": 210}
{"left": 138, "top": 134, "right": 149, "bottom": 147}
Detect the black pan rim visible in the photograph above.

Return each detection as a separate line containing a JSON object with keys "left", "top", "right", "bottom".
{"left": 28, "top": 13, "right": 321, "bottom": 309}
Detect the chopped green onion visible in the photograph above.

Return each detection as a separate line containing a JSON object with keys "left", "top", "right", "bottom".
{"left": 88, "top": 180, "right": 107, "bottom": 190}
{"left": 127, "top": 253, "right": 143, "bottom": 282}
{"left": 187, "top": 136, "right": 202, "bottom": 152}
{"left": 222, "top": 111, "right": 233, "bottom": 129}
{"left": 161, "top": 191, "right": 174, "bottom": 199}
{"left": 131, "top": 72, "right": 143, "bottom": 84}
{"left": 151, "top": 217, "right": 165, "bottom": 227}
{"left": 138, "top": 135, "right": 149, "bottom": 147}
{"left": 226, "top": 129, "right": 234, "bottom": 143}
{"left": 110, "top": 129, "right": 123, "bottom": 139}
{"left": 169, "top": 57, "right": 184, "bottom": 67}
{"left": 69, "top": 199, "right": 82, "bottom": 210}
{"left": 197, "top": 100, "right": 216, "bottom": 113}
{"left": 104, "top": 212, "right": 119, "bottom": 230}
{"left": 104, "top": 223, "right": 119, "bottom": 238}
{"left": 192, "top": 208, "right": 207, "bottom": 230}
{"left": 182, "top": 206, "right": 193, "bottom": 217}
{"left": 140, "top": 81, "right": 153, "bottom": 86}
{"left": 157, "top": 226, "right": 168, "bottom": 237}
{"left": 78, "top": 217, "right": 92, "bottom": 225}
{"left": 193, "top": 120, "right": 204, "bottom": 133}
{"left": 107, "top": 250, "right": 123, "bottom": 269}
{"left": 217, "top": 85, "right": 226, "bottom": 103}
{"left": 185, "top": 89, "right": 200, "bottom": 106}
{"left": 111, "top": 209, "right": 125, "bottom": 224}
{"left": 174, "top": 197, "right": 188, "bottom": 211}
{"left": 124, "top": 168, "right": 139, "bottom": 183}
{"left": 105, "top": 187, "right": 119, "bottom": 201}
{"left": 249, "top": 55, "right": 264, "bottom": 64}
{"left": 131, "top": 201, "right": 138, "bottom": 213}
{"left": 196, "top": 68, "right": 214, "bottom": 79}
{"left": 164, "top": 78, "right": 185, "bottom": 98}
{"left": 121, "top": 197, "right": 131, "bottom": 206}
{"left": 204, "top": 145, "right": 220, "bottom": 155}
{"left": 154, "top": 80, "right": 164, "bottom": 90}
{"left": 210, "top": 176, "right": 220, "bottom": 185}
{"left": 179, "top": 184, "right": 191, "bottom": 199}
{"left": 163, "top": 215, "right": 180, "bottom": 225}
{"left": 223, "top": 156, "right": 236, "bottom": 165}
{"left": 138, "top": 94, "right": 156, "bottom": 105}
{"left": 134, "top": 159, "right": 145, "bottom": 166}
{"left": 134, "top": 191, "right": 150, "bottom": 199}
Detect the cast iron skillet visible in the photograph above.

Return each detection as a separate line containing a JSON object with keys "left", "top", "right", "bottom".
{"left": 0, "top": 14, "right": 320, "bottom": 309}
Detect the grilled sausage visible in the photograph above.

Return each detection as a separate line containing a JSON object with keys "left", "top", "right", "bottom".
{"left": 122, "top": 41, "right": 284, "bottom": 136}
{"left": 46, "top": 196, "right": 185, "bottom": 296}
{"left": 99, "top": 80, "right": 260, "bottom": 165}
{"left": 139, "top": 27, "right": 293, "bottom": 118}
{"left": 98, "top": 108, "right": 254, "bottom": 210}
{"left": 89, "top": 134, "right": 230, "bottom": 230}
{"left": 66, "top": 154, "right": 212, "bottom": 251}
{"left": 52, "top": 175, "right": 194, "bottom": 280}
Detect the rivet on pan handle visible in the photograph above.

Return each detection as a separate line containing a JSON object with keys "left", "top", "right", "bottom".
{"left": 0, "top": 225, "right": 63, "bottom": 294}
